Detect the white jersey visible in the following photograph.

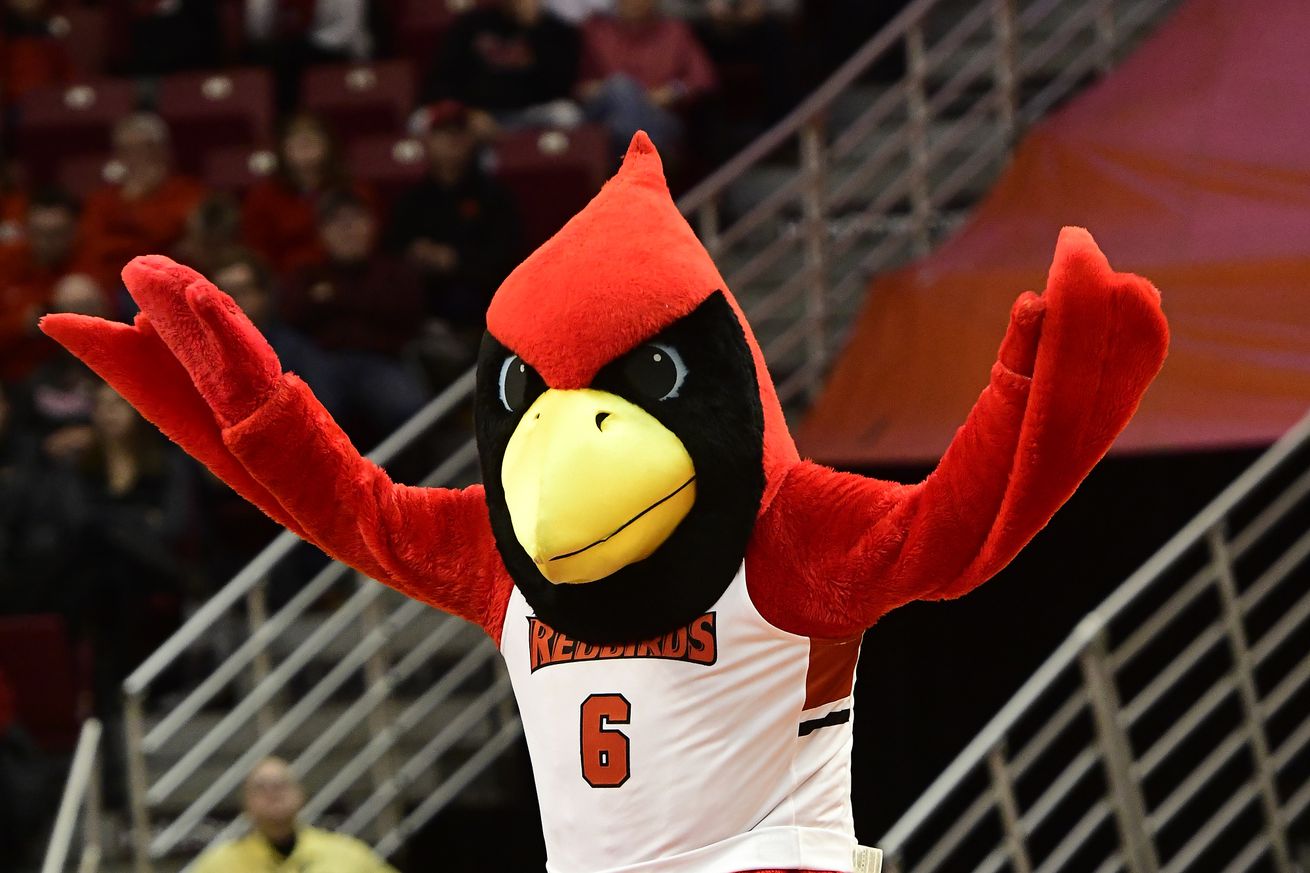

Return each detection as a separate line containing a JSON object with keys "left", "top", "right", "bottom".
{"left": 499, "top": 563, "right": 861, "bottom": 873}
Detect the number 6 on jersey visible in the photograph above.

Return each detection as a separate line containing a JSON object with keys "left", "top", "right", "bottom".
{"left": 580, "top": 694, "right": 631, "bottom": 787}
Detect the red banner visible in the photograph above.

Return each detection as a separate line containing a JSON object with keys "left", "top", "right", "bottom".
{"left": 802, "top": 0, "right": 1310, "bottom": 465}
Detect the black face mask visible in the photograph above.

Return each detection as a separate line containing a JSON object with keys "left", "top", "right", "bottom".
{"left": 475, "top": 292, "right": 766, "bottom": 643}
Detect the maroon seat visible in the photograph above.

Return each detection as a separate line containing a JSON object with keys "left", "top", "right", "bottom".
{"left": 392, "top": 0, "right": 460, "bottom": 69}
{"left": 202, "top": 145, "right": 279, "bottom": 193}
{"left": 345, "top": 135, "right": 428, "bottom": 207}
{"left": 490, "top": 125, "right": 611, "bottom": 250}
{"left": 16, "top": 78, "right": 139, "bottom": 184}
{"left": 56, "top": 153, "right": 122, "bottom": 200}
{"left": 157, "top": 68, "right": 275, "bottom": 175}
{"left": 0, "top": 615, "right": 89, "bottom": 753}
{"left": 301, "top": 60, "right": 417, "bottom": 143}
{"left": 52, "top": 6, "right": 111, "bottom": 78}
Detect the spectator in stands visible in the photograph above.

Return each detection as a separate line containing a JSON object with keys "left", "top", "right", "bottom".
{"left": 65, "top": 381, "right": 193, "bottom": 808}
{"left": 577, "top": 0, "right": 717, "bottom": 155}
{"left": 283, "top": 189, "right": 428, "bottom": 440}
{"left": 173, "top": 192, "right": 243, "bottom": 276}
{"left": 111, "top": 0, "right": 222, "bottom": 76}
{"left": 245, "top": 0, "right": 378, "bottom": 110}
{"left": 15, "top": 188, "right": 79, "bottom": 277}
{"left": 17, "top": 274, "right": 111, "bottom": 464}
{"left": 0, "top": 376, "right": 86, "bottom": 616}
{"left": 0, "top": 380, "right": 38, "bottom": 608}
{"left": 425, "top": 0, "right": 583, "bottom": 135}
{"left": 211, "top": 248, "right": 329, "bottom": 393}
{"left": 0, "top": 188, "right": 85, "bottom": 382}
{"left": 193, "top": 757, "right": 399, "bottom": 872}
{"left": 0, "top": 382, "right": 27, "bottom": 494}
{"left": 78, "top": 113, "right": 208, "bottom": 295}
{"left": 242, "top": 113, "right": 373, "bottom": 280}
{"left": 695, "top": 0, "right": 798, "bottom": 124}
{"left": 0, "top": 0, "right": 72, "bottom": 105}
{"left": 390, "top": 101, "right": 522, "bottom": 340}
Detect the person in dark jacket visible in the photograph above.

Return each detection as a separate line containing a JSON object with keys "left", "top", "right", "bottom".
{"left": 112, "top": 0, "right": 222, "bottom": 76}
{"left": 424, "top": 0, "right": 582, "bottom": 134}
{"left": 65, "top": 381, "right": 195, "bottom": 806}
{"left": 282, "top": 190, "right": 429, "bottom": 441}
{"left": 0, "top": 379, "right": 71, "bottom": 615}
{"left": 389, "top": 101, "right": 523, "bottom": 335}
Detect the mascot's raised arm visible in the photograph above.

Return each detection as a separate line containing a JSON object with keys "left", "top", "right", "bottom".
{"left": 43, "top": 132, "right": 1168, "bottom": 873}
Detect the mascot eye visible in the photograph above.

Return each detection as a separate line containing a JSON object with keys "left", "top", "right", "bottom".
{"left": 499, "top": 355, "right": 531, "bottom": 411}
{"left": 623, "top": 343, "right": 687, "bottom": 401}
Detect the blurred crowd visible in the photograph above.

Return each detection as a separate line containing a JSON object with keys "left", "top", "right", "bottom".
{"left": 0, "top": 0, "right": 899, "bottom": 861}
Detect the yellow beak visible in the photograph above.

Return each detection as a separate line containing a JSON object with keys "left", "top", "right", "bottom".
{"left": 501, "top": 389, "right": 696, "bottom": 584}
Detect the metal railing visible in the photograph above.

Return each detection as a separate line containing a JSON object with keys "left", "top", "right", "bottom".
{"left": 42, "top": 719, "right": 104, "bottom": 873}
{"left": 109, "top": 0, "right": 1184, "bottom": 867}
{"left": 118, "top": 372, "right": 512, "bottom": 872}
{"left": 878, "top": 408, "right": 1310, "bottom": 873}
{"left": 680, "top": 0, "right": 1180, "bottom": 407}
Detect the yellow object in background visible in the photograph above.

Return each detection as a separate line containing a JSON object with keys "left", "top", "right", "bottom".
{"left": 190, "top": 826, "right": 398, "bottom": 873}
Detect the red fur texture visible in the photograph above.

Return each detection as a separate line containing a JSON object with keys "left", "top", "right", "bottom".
{"left": 746, "top": 226, "right": 1169, "bottom": 638}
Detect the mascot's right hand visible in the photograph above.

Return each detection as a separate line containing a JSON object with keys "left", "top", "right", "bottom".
{"left": 44, "top": 255, "right": 282, "bottom": 429}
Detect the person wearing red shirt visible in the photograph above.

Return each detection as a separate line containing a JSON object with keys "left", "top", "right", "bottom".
{"left": 241, "top": 113, "right": 374, "bottom": 282}
{"left": 578, "top": 0, "right": 717, "bottom": 155}
{"left": 78, "top": 113, "right": 208, "bottom": 294}
{"left": 0, "top": 0, "right": 72, "bottom": 106}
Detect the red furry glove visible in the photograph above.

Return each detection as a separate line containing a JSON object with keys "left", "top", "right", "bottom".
{"left": 39, "top": 261, "right": 308, "bottom": 539}
{"left": 113, "top": 255, "right": 283, "bottom": 428}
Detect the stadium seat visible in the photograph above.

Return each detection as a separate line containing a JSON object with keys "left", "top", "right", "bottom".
{"left": 490, "top": 125, "right": 612, "bottom": 250}
{"left": 16, "top": 78, "right": 139, "bottom": 185}
{"left": 56, "top": 153, "right": 123, "bottom": 200}
{"left": 202, "top": 145, "right": 279, "bottom": 192}
{"left": 0, "top": 615, "right": 89, "bottom": 753}
{"left": 157, "top": 68, "right": 276, "bottom": 175}
{"left": 50, "top": 6, "right": 111, "bottom": 78}
{"left": 344, "top": 135, "right": 427, "bottom": 206}
{"left": 301, "top": 60, "right": 417, "bottom": 143}
{"left": 392, "top": 0, "right": 461, "bottom": 70}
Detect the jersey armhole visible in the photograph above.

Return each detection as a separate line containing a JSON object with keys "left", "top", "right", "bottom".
{"left": 486, "top": 573, "right": 516, "bottom": 646}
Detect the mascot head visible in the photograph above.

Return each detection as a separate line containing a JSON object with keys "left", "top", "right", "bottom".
{"left": 476, "top": 133, "right": 798, "bottom": 643}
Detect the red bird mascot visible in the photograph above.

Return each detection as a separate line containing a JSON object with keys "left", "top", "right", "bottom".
{"left": 43, "top": 133, "right": 1168, "bottom": 873}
